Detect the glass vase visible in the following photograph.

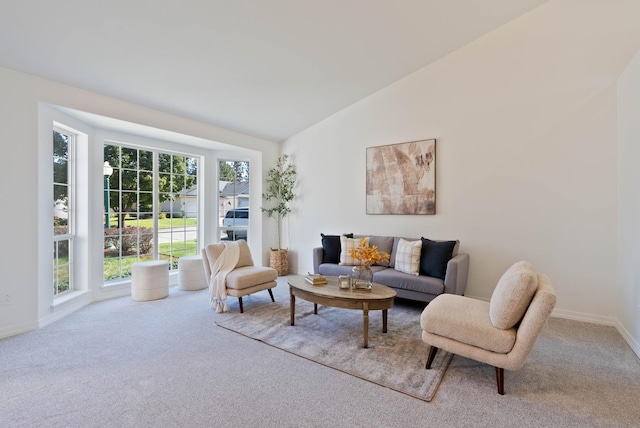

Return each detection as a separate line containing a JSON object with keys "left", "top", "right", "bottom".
{"left": 351, "top": 265, "right": 373, "bottom": 290}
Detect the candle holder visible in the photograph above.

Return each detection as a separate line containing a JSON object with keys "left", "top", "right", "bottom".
{"left": 338, "top": 275, "right": 351, "bottom": 289}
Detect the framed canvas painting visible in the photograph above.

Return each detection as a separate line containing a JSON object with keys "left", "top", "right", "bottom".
{"left": 366, "top": 139, "right": 436, "bottom": 215}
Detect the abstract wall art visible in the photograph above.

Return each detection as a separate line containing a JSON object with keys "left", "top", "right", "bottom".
{"left": 366, "top": 139, "right": 436, "bottom": 215}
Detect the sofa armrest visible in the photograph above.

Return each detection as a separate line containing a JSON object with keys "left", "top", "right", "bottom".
{"left": 312, "top": 247, "right": 324, "bottom": 274}
{"left": 443, "top": 253, "right": 469, "bottom": 296}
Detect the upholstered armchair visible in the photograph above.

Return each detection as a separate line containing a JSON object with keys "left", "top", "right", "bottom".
{"left": 420, "top": 261, "right": 556, "bottom": 394}
{"left": 202, "top": 240, "right": 277, "bottom": 313}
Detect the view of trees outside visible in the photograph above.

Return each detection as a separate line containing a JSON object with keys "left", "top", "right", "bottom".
{"left": 157, "top": 152, "right": 198, "bottom": 268}
{"left": 219, "top": 161, "right": 234, "bottom": 182}
{"left": 53, "top": 130, "right": 72, "bottom": 296}
{"left": 53, "top": 140, "right": 250, "bottom": 286}
{"left": 219, "top": 160, "right": 248, "bottom": 182}
{"left": 103, "top": 144, "right": 199, "bottom": 281}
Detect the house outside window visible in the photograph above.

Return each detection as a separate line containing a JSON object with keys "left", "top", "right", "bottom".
{"left": 218, "top": 160, "right": 249, "bottom": 241}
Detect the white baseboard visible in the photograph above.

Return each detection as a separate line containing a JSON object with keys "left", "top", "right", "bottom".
{"left": 551, "top": 308, "right": 617, "bottom": 326}
{"left": 40, "top": 291, "right": 93, "bottom": 329}
{"left": 546, "top": 309, "right": 639, "bottom": 359}
{"left": 0, "top": 321, "right": 38, "bottom": 340}
{"left": 614, "top": 320, "right": 640, "bottom": 359}
{"left": 94, "top": 283, "right": 132, "bottom": 302}
{"left": 453, "top": 294, "right": 640, "bottom": 360}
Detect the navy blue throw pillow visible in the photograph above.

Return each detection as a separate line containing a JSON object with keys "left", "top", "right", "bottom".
{"left": 420, "top": 238, "right": 457, "bottom": 280}
{"left": 321, "top": 233, "right": 353, "bottom": 264}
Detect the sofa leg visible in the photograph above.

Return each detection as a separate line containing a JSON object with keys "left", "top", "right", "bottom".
{"left": 426, "top": 346, "right": 438, "bottom": 369}
{"left": 268, "top": 288, "right": 275, "bottom": 302}
{"left": 495, "top": 367, "right": 504, "bottom": 395}
{"left": 238, "top": 297, "right": 244, "bottom": 313}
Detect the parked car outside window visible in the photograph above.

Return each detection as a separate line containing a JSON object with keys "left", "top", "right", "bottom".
{"left": 222, "top": 208, "right": 248, "bottom": 240}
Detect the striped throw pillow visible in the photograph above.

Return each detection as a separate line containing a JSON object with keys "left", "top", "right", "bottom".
{"left": 394, "top": 238, "right": 422, "bottom": 276}
{"left": 339, "top": 236, "right": 370, "bottom": 266}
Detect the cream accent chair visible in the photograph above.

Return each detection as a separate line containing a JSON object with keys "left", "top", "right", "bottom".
{"left": 202, "top": 240, "right": 277, "bottom": 313}
{"left": 420, "top": 261, "right": 556, "bottom": 395}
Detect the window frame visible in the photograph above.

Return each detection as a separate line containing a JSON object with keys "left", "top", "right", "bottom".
{"left": 103, "top": 141, "right": 201, "bottom": 283}
{"left": 218, "top": 160, "right": 250, "bottom": 241}
{"left": 53, "top": 126, "right": 75, "bottom": 297}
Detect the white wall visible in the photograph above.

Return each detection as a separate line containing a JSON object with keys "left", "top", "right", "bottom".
{"left": 0, "top": 68, "right": 39, "bottom": 336}
{"left": 0, "top": 66, "right": 280, "bottom": 338}
{"left": 617, "top": 50, "right": 640, "bottom": 356}
{"left": 283, "top": 0, "right": 640, "bottom": 336}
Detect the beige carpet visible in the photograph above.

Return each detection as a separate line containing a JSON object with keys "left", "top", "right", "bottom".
{"left": 216, "top": 299, "right": 452, "bottom": 401}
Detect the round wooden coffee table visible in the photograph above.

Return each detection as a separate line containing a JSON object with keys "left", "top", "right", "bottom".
{"left": 288, "top": 275, "right": 396, "bottom": 348}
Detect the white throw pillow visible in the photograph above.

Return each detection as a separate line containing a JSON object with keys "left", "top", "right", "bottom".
{"left": 394, "top": 238, "right": 422, "bottom": 276}
{"left": 339, "top": 236, "right": 370, "bottom": 266}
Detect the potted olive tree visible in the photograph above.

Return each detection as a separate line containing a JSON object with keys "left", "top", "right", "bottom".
{"left": 261, "top": 154, "right": 296, "bottom": 276}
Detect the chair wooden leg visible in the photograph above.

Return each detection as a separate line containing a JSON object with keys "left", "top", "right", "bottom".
{"left": 425, "top": 346, "right": 438, "bottom": 369}
{"left": 268, "top": 288, "right": 275, "bottom": 302}
{"left": 238, "top": 297, "right": 244, "bottom": 313}
{"left": 495, "top": 367, "right": 504, "bottom": 395}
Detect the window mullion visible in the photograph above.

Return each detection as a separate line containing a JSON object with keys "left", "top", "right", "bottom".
{"left": 153, "top": 152, "right": 159, "bottom": 260}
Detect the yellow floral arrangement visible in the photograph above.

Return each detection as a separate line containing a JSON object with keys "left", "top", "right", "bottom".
{"left": 348, "top": 237, "right": 391, "bottom": 267}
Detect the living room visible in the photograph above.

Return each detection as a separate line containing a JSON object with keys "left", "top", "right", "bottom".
{"left": 1, "top": 1, "right": 640, "bottom": 425}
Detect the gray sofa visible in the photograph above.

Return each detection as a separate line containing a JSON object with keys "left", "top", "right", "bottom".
{"left": 312, "top": 234, "right": 469, "bottom": 304}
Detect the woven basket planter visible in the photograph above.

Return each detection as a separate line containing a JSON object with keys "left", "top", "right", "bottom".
{"left": 270, "top": 248, "right": 289, "bottom": 276}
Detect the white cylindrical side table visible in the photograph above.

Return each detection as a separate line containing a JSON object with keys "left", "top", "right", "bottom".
{"left": 131, "top": 260, "right": 169, "bottom": 301}
{"left": 178, "top": 255, "right": 207, "bottom": 291}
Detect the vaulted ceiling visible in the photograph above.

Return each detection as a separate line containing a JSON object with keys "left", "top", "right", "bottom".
{"left": 0, "top": 0, "right": 548, "bottom": 142}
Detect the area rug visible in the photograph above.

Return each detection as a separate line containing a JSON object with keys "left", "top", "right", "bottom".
{"left": 216, "top": 299, "right": 452, "bottom": 402}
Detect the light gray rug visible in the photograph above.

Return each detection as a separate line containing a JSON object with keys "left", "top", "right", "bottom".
{"left": 216, "top": 299, "right": 452, "bottom": 401}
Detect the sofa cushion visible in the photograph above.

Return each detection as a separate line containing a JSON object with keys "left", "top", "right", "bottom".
{"left": 320, "top": 233, "right": 353, "bottom": 264}
{"left": 420, "top": 238, "right": 457, "bottom": 280}
{"left": 394, "top": 238, "right": 422, "bottom": 276}
{"left": 489, "top": 261, "right": 538, "bottom": 330}
{"left": 368, "top": 235, "right": 394, "bottom": 267}
{"left": 319, "top": 263, "right": 386, "bottom": 277}
{"left": 373, "top": 268, "right": 444, "bottom": 296}
{"left": 339, "top": 236, "right": 370, "bottom": 266}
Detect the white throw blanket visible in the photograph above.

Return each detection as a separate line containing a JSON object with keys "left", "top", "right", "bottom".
{"left": 209, "top": 241, "right": 240, "bottom": 313}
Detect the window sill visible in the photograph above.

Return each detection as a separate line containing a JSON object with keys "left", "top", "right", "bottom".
{"left": 51, "top": 290, "right": 91, "bottom": 312}
{"left": 102, "top": 272, "right": 179, "bottom": 290}
{"left": 102, "top": 279, "right": 131, "bottom": 290}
